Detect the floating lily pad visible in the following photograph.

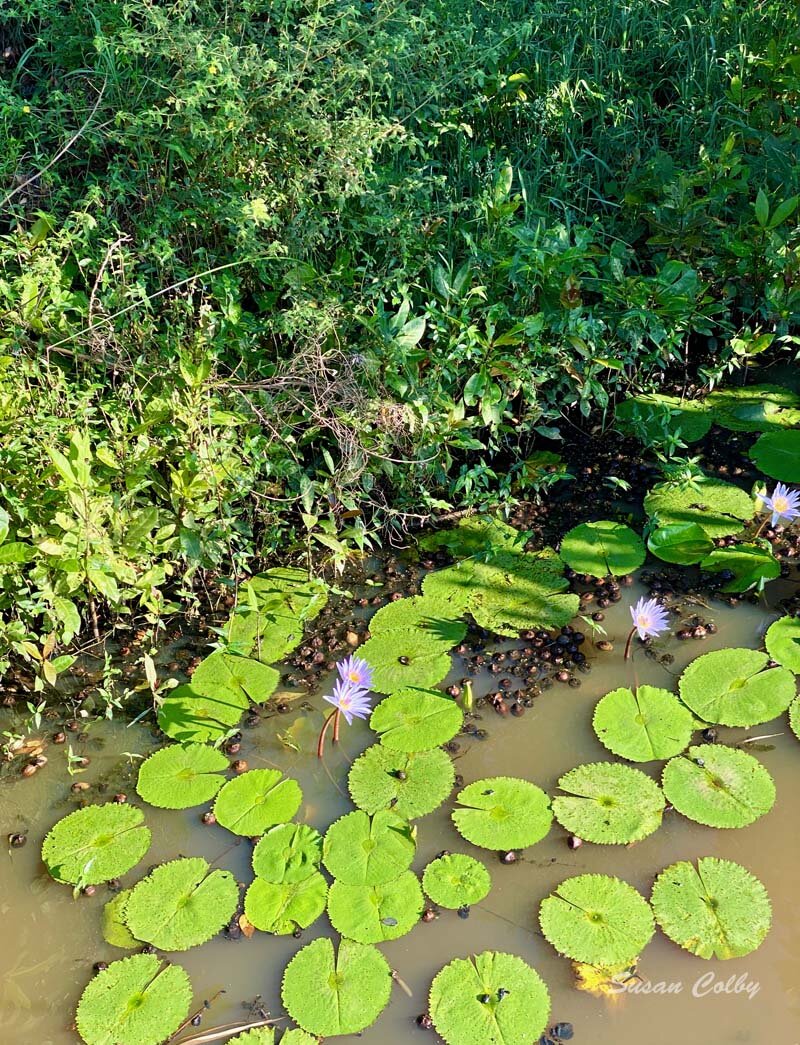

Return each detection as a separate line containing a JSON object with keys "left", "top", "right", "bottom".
{"left": 370, "top": 688, "right": 463, "bottom": 751}
{"left": 592, "top": 686, "right": 694, "bottom": 762}
{"left": 421, "top": 562, "right": 476, "bottom": 615}
{"left": 552, "top": 763, "right": 665, "bottom": 844}
{"left": 102, "top": 890, "right": 138, "bottom": 950}
{"left": 189, "top": 651, "right": 279, "bottom": 705}
{"left": 214, "top": 769, "right": 302, "bottom": 836}
{"left": 226, "top": 569, "right": 328, "bottom": 661}
{"left": 615, "top": 394, "right": 712, "bottom": 444}
{"left": 281, "top": 938, "right": 391, "bottom": 1037}
{"left": 244, "top": 873, "right": 328, "bottom": 935}
{"left": 156, "top": 683, "right": 249, "bottom": 744}
{"left": 327, "top": 871, "right": 424, "bottom": 943}
{"left": 348, "top": 745, "right": 455, "bottom": 818}
{"left": 360, "top": 629, "right": 452, "bottom": 693}
{"left": 647, "top": 522, "right": 714, "bottom": 565}
{"left": 750, "top": 430, "right": 800, "bottom": 482}
{"left": 765, "top": 615, "right": 800, "bottom": 672}
{"left": 252, "top": 824, "right": 323, "bottom": 884}
{"left": 422, "top": 854, "right": 491, "bottom": 909}
{"left": 678, "top": 647, "right": 795, "bottom": 726}
{"left": 651, "top": 857, "right": 772, "bottom": 959}
{"left": 280, "top": 1033, "right": 318, "bottom": 1045}
{"left": 790, "top": 695, "right": 800, "bottom": 741}
{"left": 226, "top": 1030, "right": 275, "bottom": 1044}
{"left": 124, "top": 857, "right": 238, "bottom": 951}
{"left": 539, "top": 874, "right": 654, "bottom": 966}
{"left": 429, "top": 951, "right": 550, "bottom": 1045}
{"left": 707, "top": 384, "right": 800, "bottom": 432}
{"left": 368, "top": 595, "right": 467, "bottom": 646}
{"left": 661, "top": 745, "right": 776, "bottom": 828}
{"left": 699, "top": 543, "right": 780, "bottom": 591}
{"left": 418, "top": 517, "right": 521, "bottom": 556}
{"left": 42, "top": 804, "right": 151, "bottom": 886}
{"left": 467, "top": 551, "right": 579, "bottom": 636}
{"left": 452, "top": 777, "right": 552, "bottom": 850}
{"left": 560, "top": 521, "right": 645, "bottom": 578}
{"left": 322, "top": 809, "right": 416, "bottom": 885}
{"left": 136, "top": 743, "right": 229, "bottom": 809}
{"left": 75, "top": 954, "right": 191, "bottom": 1045}
{"left": 643, "top": 477, "right": 754, "bottom": 539}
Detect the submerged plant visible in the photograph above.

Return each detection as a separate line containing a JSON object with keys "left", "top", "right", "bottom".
{"left": 624, "top": 596, "right": 670, "bottom": 660}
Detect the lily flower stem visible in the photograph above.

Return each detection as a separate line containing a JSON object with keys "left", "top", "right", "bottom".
{"left": 623, "top": 626, "right": 636, "bottom": 662}
{"left": 333, "top": 708, "right": 341, "bottom": 744}
{"left": 317, "top": 708, "right": 338, "bottom": 759}
{"left": 753, "top": 517, "right": 768, "bottom": 539}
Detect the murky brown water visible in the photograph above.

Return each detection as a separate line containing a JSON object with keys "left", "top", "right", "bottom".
{"left": 2, "top": 580, "right": 799, "bottom": 1045}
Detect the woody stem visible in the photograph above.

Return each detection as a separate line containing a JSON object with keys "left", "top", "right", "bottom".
{"left": 317, "top": 708, "right": 337, "bottom": 759}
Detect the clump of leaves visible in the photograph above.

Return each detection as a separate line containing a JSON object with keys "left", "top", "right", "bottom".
{"left": 225, "top": 569, "right": 328, "bottom": 662}
{"left": 157, "top": 684, "right": 249, "bottom": 744}
{"left": 661, "top": 745, "right": 775, "bottom": 828}
{"left": 678, "top": 647, "right": 795, "bottom": 726}
{"left": 643, "top": 477, "right": 754, "bottom": 539}
{"left": 749, "top": 430, "right": 800, "bottom": 482}
{"left": 252, "top": 824, "right": 323, "bottom": 884}
{"left": 348, "top": 744, "right": 455, "bottom": 818}
{"left": 559, "top": 521, "right": 645, "bottom": 578}
{"left": 615, "top": 394, "right": 712, "bottom": 444}
{"left": 360, "top": 629, "right": 453, "bottom": 693}
{"left": 651, "top": 857, "right": 772, "bottom": 959}
{"left": 429, "top": 951, "right": 551, "bottom": 1045}
{"left": 368, "top": 595, "right": 467, "bottom": 646}
{"left": 42, "top": 804, "right": 151, "bottom": 886}
{"left": 369, "top": 688, "right": 463, "bottom": 751}
{"left": 539, "top": 875, "right": 655, "bottom": 967}
{"left": 75, "top": 954, "right": 191, "bottom": 1045}
{"left": 136, "top": 743, "right": 229, "bottom": 809}
{"left": 452, "top": 777, "right": 552, "bottom": 850}
{"left": 327, "top": 871, "right": 424, "bottom": 943}
{"left": 214, "top": 769, "right": 302, "bottom": 836}
{"left": 593, "top": 685, "right": 694, "bottom": 762}
{"left": 322, "top": 809, "right": 416, "bottom": 885}
{"left": 418, "top": 517, "right": 521, "bottom": 557}
{"left": 422, "top": 853, "right": 491, "bottom": 909}
{"left": 244, "top": 873, "right": 328, "bottom": 935}
{"left": 765, "top": 616, "right": 800, "bottom": 672}
{"left": 552, "top": 763, "right": 665, "bottom": 844}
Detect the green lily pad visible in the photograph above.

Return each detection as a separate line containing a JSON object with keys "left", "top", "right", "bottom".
{"left": 327, "top": 870, "right": 424, "bottom": 943}
{"left": 418, "top": 516, "right": 522, "bottom": 556}
{"left": 422, "top": 853, "right": 491, "bottom": 909}
{"left": 322, "top": 809, "right": 416, "bottom": 885}
{"left": 749, "top": 430, "right": 800, "bottom": 482}
{"left": 421, "top": 561, "right": 476, "bottom": 615}
{"left": 651, "top": 857, "right": 772, "bottom": 959}
{"left": 368, "top": 595, "right": 467, "bottom": 645}
{"left": 699, "top": 543, "right": 780, "bottom": 592}
{"left": 615, "top": 394, "right": 712, "bottom": 444}
{"left": 226, "top": 1030, "right": 275, "bottom": 1045}
{"left": 244, "top": 873, "right": 328, "bottom": 935}
{"left": 360, "top": 629, "right": 452, "bottom": 693}
{"left": 156, "top": 683, "right": 249, "bottom": 744}
{"left": 560, "top": 521, "right": 645, "bottom": 578}
{"left": 281, "top": 938, "right": 391, "bottom": 1037}
{"left": 124, "top": 857, "right": 238, "bottom": 951}
{"left": 592, "top": 685, "right": 695, "bottom": 762}
{"left": 678, "top": 647, "right": 796, "bottom": 726}
{"left": 370, "top": 688, "right": 463, "bottom": 752}
{"left": 452, "top": 777, "right": 552, "bottom": 850}
{"left": 348, "top": 744, "right": 455, "bottom": 818}
{"left": 643, "top": 477, "right": 754, "bottom": 538}
{"left": 252, "top": 824, "right": 323, "bottom": 884}
{"left": 552, "top": 763, "right": 665, "bottom": 844}
{"left": 75, "top": 954, "right": 191, "bottom": 1045}
{"left": 765, "top": 615, "right": 800, "bottom": 672}
{"left": 189, "top": 650, "right": 279, "bottom": 705}
{"left": 429, "top": 951, "right": 551, "bottom": 1045}
{"left": 661, "top": 744, "right": 776, "bottom": 828}
{"left": 468, "top": 551, "right": 579, "bottom": 636}
{"left": 136, "top": 743, "right": 229, "bottom": 809}
{"left": 42, "top": 804, "right": 151, "bottom": 886}
{"left": 539, "top": 874, "right": 654, "bottom": 966}
{"left": 225, "top": 569, "right": 328, "bottom": 661}
{"left": 213, "top": 769, "right": 302, "bottom": 836}
{"left": 279, "top": 1032, "right": 318, "bottom": 1045}
{"left": 647, "top": 522, "right": 714, "bottom": 565}
{"left": 102, "top": 890, "right": 138, "bottom": 950}
{"left": 707, "top": 384, "right": 800, "bottom": 432}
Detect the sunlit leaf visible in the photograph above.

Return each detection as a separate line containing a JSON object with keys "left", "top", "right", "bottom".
{"left": 592, "top": 685, "right": 694, "bottom": 762}
{"left": 452, "top": 777, "right": 552, "bottom": 850}
{"left": 661, "top": 744, "right": 775, "bottom": 828}
{"left": 252, "top": 824, "right": 323, "bottom": 884}
{"left": 552, "top": 763, "right": 664, "bottom": 844}
{"left": 678, "top": 647, "right": 795, "bottom": 726}
{"left": 422, "top": 853, "right": 491, "bottom": 909}
{"left": 560, "top": 521, "right": 645, "bottom": 578}
{"left": 214, "top": 769, "right": 302, "bottom": 836}
{"left": 370, "top": 688, "right": 463, "bottom": 751}
{"left": 136, "top": 743, "right": 229, "bottom": 809}
{"left": 348, "top": 744, "right": 454, "bottom": 818}
{"left": 322, "top": 809, "right": 415, "bottom": 885}
{"left": 765, "top": 615, "right": 800, "bottom": 672}
{"left": 42, "top": 804, "right": 151, "bottom": 886}
{"left": 327, "top": 870, "right": 423, "bottom": 943}
{"left": 244, "top": 873, "right": 327, "bottom": 935}
{"left": 644, "top": 477, "right": 754, "bottom": 538}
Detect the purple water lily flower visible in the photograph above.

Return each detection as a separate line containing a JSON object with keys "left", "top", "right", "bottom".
{"left": 759, "top": 483, "right": 800, "bottom": 528}
{"left": 337, "top": 654, "right": 373, "bottom": 691}
{"left": 323, "top": 677, "right": 373, "bottom": 726}
{"left": 630, "top": 596, "right": 670, "bottom": 641}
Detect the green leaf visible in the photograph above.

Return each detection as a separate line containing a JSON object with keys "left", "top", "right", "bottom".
{"left": 252, "top": 824, "right": 323, "bottom": 884}
{"left": 614, "top": 394, "right": 712, "bottom": 444}
{"left": 279, "top": 1032, "right": 318, "bottom": 1045}
{"left": 360, "top": 629, "right": 452, "bottom": 693}
{"left": 429, "top": 951, "right": 550, "bottom": 1045}
{"left": 651, "top": 857, "right": 771, "bottom": 959}
{"left": 559, "top": 521, "right": 645, "bottom": 578}
{"left": 552, "top": 763, "right": 665, "bottom": 844}
{"left": 214, "top": 769, "right": 302, "bottom": 836}
{"left": 422, "top": 853, "right": 491, "bottom": 909}
{"left": 322, "top": 809, "right": 415, "bottom": 885}
{"left": 226, "top": 1030, "right": 275, "bottom": 1045}
{"left": 707, "top": 384, "right": 800, "bottom": 433}
{"left": 661, "top": 744, "right": 775, "bottom": 828}
{"left": 225, "top": 569, "right": 328, "bottom": 661}
{"left": 244, "top": 872, "right": 328, "bottom": 935}
{"left": 643, "top": 477, "right": 754, "bottom": 538}
{"left": 102, "top": 890, "right": 138, "bottom": 950}
{"left": 124, "top": 857, "right": 238, "bottom": 951}
{"left": 42, "top": 804, "right": 151, "bottom": 886}
{"left": 0, "top": 541, "right": 37, "bottom": 564}
{"left": 539, "top": 874, "right": 654, "bottom": 966}
{"left": 136, "top": 743, "right": 229, "bottom": 809}
{"left": 75, "top": 954, "right": 191, "bottom": 1045}
{"left": 593, "top": 686, "right": 694, "bottom": 762}
{"left": 370, "top": 688, "right": 463, "bottom": 751}
{"left": 281, "top": 938, "right": 391, "bottom": 1037}
{"left": 189, "top": 651, "right": 280, "bottom": 705}
{"left": 647, "top": 523, "right": 714, "bottom": 565}
{"left": 765, "top": 615, "right": 800, "bottom": 671}
{"left": 327, "top": 870, "right": 424, "bottom": 943}
{"left": 156, "top": 683, "right": 249, "bottom": 744}
{"left": 749, "top": 430, "right": 800, "bottom": 482}
{"left": 699, "top": 544, "right": 780, "bottom": 592}
{"left": 790, "top": 695, "right": 800, "bottom": 741}
{"left": 452, "top": 777, "right": 552, "bottom": 850}
{"left": 348, "top": 744, "right": 455, "bottom": 818}
{"left": 678, "top": 647, "right": 796, "bottom": 726}
{"left": 368, "top": 595, "right": 467, "bottom": 645}
{"left": 418, "top": 517, "right": 521, "bottom": 556}
{"left": 755, "top": 187, "right": 770, "bottom": 227}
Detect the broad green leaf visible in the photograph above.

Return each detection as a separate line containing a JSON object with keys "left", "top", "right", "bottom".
{"left": 368, "top": 595, "right": 467, "bottom": 645}
{"left": 42, "top": 804, "right": 151, "bottom": 886}
{"left": 790, "top": 695, "right": 800, "bottom": 741}
{"left": 418, "top": 517, "right": 521, "bottom": 556}
{"left": 592, "top": 685, "right": 694, "bottom": 762}
{"left": 189, "top": 651, "right": 279, "bottom": 705}
{"left": 157, "top": 682, "right": 249, "bottom": 744}
{"left": 226, "top": 1030, "right": 275, "bottom": 1044}
{"left": 136, "top": 743, "right": 229, "bottom": 809}
{"left": 0, "top": 541, "right": 37, "bottom": 564}
{"left": 559, "top": 521, "right": 645, "bottom": 578}
{"left": 765, "top": 616, "right": 800, "bottom": 671}
{"left": 422, "top": 853, "right": 491, "bottom": 909}
{"left": 552, "top": 763, "right": 665, "bottom": 844}
{"left": 647, "top": 523, "right": 713, "bottom": 565}
{"left": 661, "top": 744, "right": 775, "bottom": 828}
{"left": 244, "top": 872, "right": 327, "bottom": 935}
{"left": 615, "top": 394, "right": 712, "bottom": 444}
{"left": 348, "top": 744, "right": 454, "bottom": 818}
{"left": 323, "top": 809, "right": 415, "bottom": 885}
{"left": 102, "top": 890, "right": 138, "bottom": 950}
{"left": 452, "top": 777, "right": 552, "bottom": 850}
{"left": 643, "top": 477, "right": 754, "bottom": 538}
{"left": 749, "top": 430, "right": 800, "bottom": 482}
{"left": 370, "top": 688, "right": 462, "bottom": 751}
{"left": 327, "top": 870, "right": 423, "bottom": 943}
{"left": 678, "top": 647, "right": 795, "bottom": 726}
{"left": 252, "top": 824, "right": 323, "bottom": 884}
{"left": 707, "top": 384, "right": 800, "bottom": 432}
{"left": 214, "top": 769, "right": 302, "bottom": 836}
{"left": 360, "top": 629, "right": 452, "bottom": 693}
{"left": 699, "top": 543, "right": 780, "bottom": 592}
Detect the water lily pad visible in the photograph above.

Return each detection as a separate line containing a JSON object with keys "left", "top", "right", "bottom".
{"left": 422, "top": 853, "right": 491, "bottom": 909}
{"left": 678, "top": 647, "right": 795, "bottom": 726}
{"left": 651, "top": 857, "right": 771, "bottom": 959}
{"left": 75, "top": 954, "right": 191, "bottom": 1045}
{"left": 244, "top": 873, "right": 327, "bottom": 935}
{"left": 592, "top": 685, "right": 694, "bottom": 762}
{"left": 189, "top": 651, "right": 280, "bottom": 705}
{"left": 252, "top": 824, "right": 323, "bottom": 884}
{"left": 647, "top": 522, "right": 714, "bottom": 565}
{"left": 279, "top": 1032, "right": 318, "bottom": 1045}
{"left": 552, "top": 763, "right": 664, "bottom": 844}
{"left": 368, "top": 595, "right": 467, "bottom": 645}
{"left": 348, "top": 744, "right": 455, "bottom": 818}
{"left": 699, "top": 543, "right": 780, "bottom": 591}
{"left": 42, "top": 804, "right": 151, "bottom": 886}
{"left": 226, "top": 1030, "right": 275, "bottom": 1044}
{"left": 765, "top": 615, "right": 800, "bottom": 672}
{"left": 421, "top": 561, "right": 476, "bottom": 615}
{"left": 136, "top": 743, "right": 229, "bottom": 809}
{"left": 643, "top": 477, "right": 754, "bottom": 538}
{"left": 327, "top": 870, "right": 424, "bottom": 943}
{"left": 322, "top": 809, "right": 416, "bottom": 885}
{"left": 707, "top": 384, "right": 800, "bottom": 432}
{"left": 418, "top": 517, "right": 521, "bottom": 556}
{"left": 124, "top": 857, "right": 238, "bottom": 951}
{"left": 790, "top": 695, "right": 800, "bottom": 741}
{"left": 214, "top": 769, "right": 302, "bottom": 836}
{"left": 281, "top": 938, "right": 391, "bottom": 1037}
{"left": 226, "top": 569, "right": 328, "bottom": 661}
{"left": 102, "top": 890, "right": 138, "bottom": 950}
{"left": 370, "top": 688, "right": 463, "bottom": 751}
{"left": 560, "top": 521, "right": 645, "bottom": 578}
{"left": 468, "top": 551, "right": 579, "bottom": 636}
{"left": 539, "top": 874, "right": 654, "bottom": 966}
{"left": 360, "top": 629, "right": 452, "bottom": 693}
{"left": 749, "top": 430, "right": 800, "bottom": 482}
{"left": 452, "top": 777, "right": 552, "bottom": 850}
{"left": 429, "top": 951, "right": 550, "bottom": 1045}
{"left": 157, "top": 683, "right": 249, "bottom": 744}
{"left": 661, "top": 744, "right": 776, "bottom": 828}
{"left": 615, "top": 394, "right": 712, "bottom": 444}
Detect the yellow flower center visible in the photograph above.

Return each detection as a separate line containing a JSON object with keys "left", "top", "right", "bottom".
{"left": 348, "top": 671, "right": 360, "bottom": 682}
{"left": 772, "top": 495, "right": 789, "bottom": 513}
